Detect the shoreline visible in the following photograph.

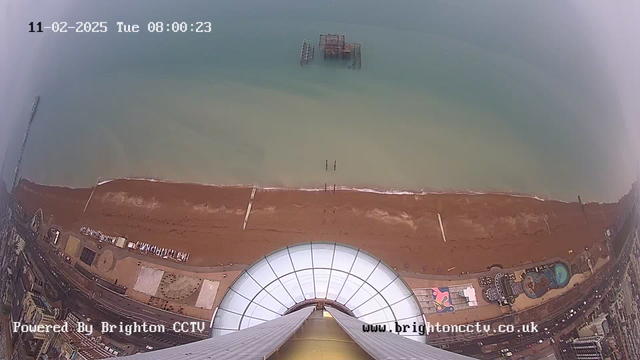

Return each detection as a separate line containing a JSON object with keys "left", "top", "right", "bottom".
{"left": 13, "top": 177, "right": 632, "bottom": 274}
{"left": 31, "top": 176, "right": 590, "bottom": 204}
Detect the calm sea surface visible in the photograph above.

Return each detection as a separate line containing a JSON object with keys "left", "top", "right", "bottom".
{"left": 4, "top": 0, "right": 637, "bottom": 201}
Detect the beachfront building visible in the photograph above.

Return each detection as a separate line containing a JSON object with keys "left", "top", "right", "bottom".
{"left": 120, "top": 243, "right": 472, "bottom": 359}
{"left": 29, "top": 208, "right": 42, "bottom": 233}
{"left": 22, "top": 292, "right": 56, "bottom": 339}
{"left": 20, "top": 292, "right": 57, "bottom": 357}
{"left": 212, "top": 243, "right": 425, "bottom": 341}
{"left": 568, "top": 336, "right": 605, "bottom": 360}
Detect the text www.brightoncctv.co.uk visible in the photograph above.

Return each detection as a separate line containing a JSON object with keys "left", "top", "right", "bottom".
{"left": 363, "top": 321, "right": 540, "bottom": 336}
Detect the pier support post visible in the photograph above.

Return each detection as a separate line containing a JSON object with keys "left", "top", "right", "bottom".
{"left": 334, "top": 160, "right": 336, "bottom": 171}
{"left": 12, "top": 96, "right": 40, "bottom": 192}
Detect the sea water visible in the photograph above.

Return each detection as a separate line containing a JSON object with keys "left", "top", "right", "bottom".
{"left": 3, "top": 0, "right": 636, "bottom": 201}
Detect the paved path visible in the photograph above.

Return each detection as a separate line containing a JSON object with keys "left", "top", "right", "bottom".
{"left": 65, "top": 230, "right": 246, "bottom": 274}
{"left": 67, "top": 227, "right": 572, "bottom": 282}
{"left": 14, "top": 221, "right": 207, "bottom": 350}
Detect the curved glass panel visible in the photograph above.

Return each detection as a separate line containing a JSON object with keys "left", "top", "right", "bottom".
{"left": 212, "top": 242, "right": 425, "bottom": 341}
{"left": 266, "top": 249, "right": 294, "bottom": 277}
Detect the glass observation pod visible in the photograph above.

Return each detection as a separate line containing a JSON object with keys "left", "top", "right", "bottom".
{"left": 212, "top": 242, "right": 426, "bottom": 342}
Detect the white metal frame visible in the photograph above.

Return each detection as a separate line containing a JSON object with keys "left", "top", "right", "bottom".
{"left": 212, "top": 242, "right": 426, "bottom": 341}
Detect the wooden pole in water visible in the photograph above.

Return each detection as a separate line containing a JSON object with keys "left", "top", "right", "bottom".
{"left": 324, "top": 183, "right": 327, "bottom": 192}
{"left": 326, "top": 160, "right": 328, "bottom": 171}
{"left": 333, "top": 184, "right": 336, "bottom": 194}
{"left": 334, "top": 160, "right": 336, "bottom": 171}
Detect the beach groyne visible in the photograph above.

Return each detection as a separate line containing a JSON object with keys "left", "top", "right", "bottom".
{"left": 13, "top": 177, "right": 632, "bottom": 272}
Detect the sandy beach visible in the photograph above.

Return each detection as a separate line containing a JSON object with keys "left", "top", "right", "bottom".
{"left": 13, "top": 179, "right": 633, "bottom": 274}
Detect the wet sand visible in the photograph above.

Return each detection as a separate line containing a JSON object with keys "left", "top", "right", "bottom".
{"left": 14, "top": 179, "right": 632, "bottom": 274}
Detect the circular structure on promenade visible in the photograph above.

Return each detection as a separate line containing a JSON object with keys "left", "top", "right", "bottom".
{"left": 554, "top": 263, "right": 570, "bottom": 287}
{"left": 96, "top": 250, "right": 114, "bottom": 272}
{"left": 522, "top": 272, "right": 547, "bottom": 299}
{"left": 522, "top": 262, "right": 571, "bottom": 299}
{"left": 212, "top": 242, "right": 425, "bottom": 341}
{"left": 159, "top": 274, "right": 202, "bottom": 300}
